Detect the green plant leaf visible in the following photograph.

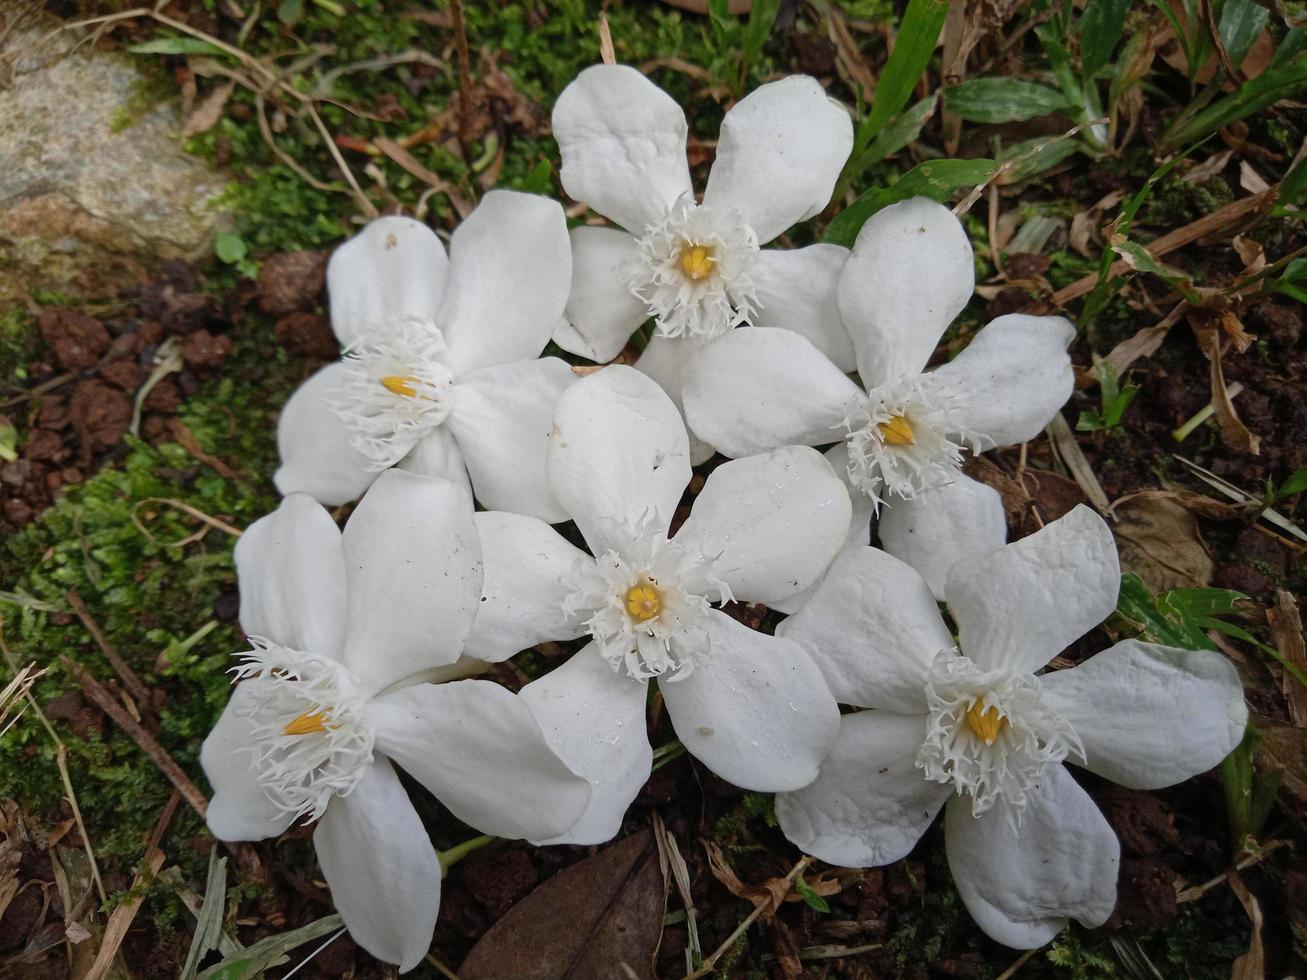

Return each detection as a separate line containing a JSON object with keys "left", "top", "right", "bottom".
{"left": 1080, "top": 0, "right": 1131, "bottom": 81}
{"left": 128, "top": 36, "right": 229, "bottom": 57}
{"left": 942, "top": 78, "right": 1070, "bottom": 123}
{"left": 181, "top": 848, "right": 231, "bottom": 980}
{"left": 823, "top": 158, "right": 996, "bottom": 248}
{"left": 198, "top": 915, "right": 343, "bottom": 980}
{"left": 740, "top": 0, "right": 780, "bottom": 66}
{"left": 214, "top": 232, "right": 248, "bottom": 265}
{"left": 858, "top": 94, "right": 938, "bottom": 168}
{"left": 1271, "top": 467, "right": 1307, "bottom": 502}
{"left": 1219, "top": 0, "right": 1270, "bottom": 69}
{"left": 0, "top": 421, "right": 16, "bottom": 463}
{"left": 794, "top": 875, "right": 830, "bottom": 913}
{"left": 854, "top": 0, "right": 948, "bottom": 151}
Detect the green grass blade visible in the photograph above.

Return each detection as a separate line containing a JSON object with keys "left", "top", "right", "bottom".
{"left": 1080, "top": 0, "right": 1131, "bottom": 82}
{"left": 942, "top": 77, "right": 1070, "bottom": 123}
{"left": 823, "top": 158, "right": 996, "bottom": 248}
{"left": 853, "top": 0, "right": 948, "bottom": 153}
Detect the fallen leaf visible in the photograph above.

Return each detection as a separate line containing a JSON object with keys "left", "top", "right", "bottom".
{"left": 1268, "top": 590, "right": 1307, "bottom": 728}
{"left": 704, "top": 841, "right": 841, "bottom": 920}
{"left": 1182, "top": 150, "right": 1234, "bottom": 185}
{"left": 181, "top": 79, "right": 235, "bottom": 139}
{"left": 459, "top": 831, "right": 667, "bottom": 980}
{"left": 1113, "top": 491, "right": 1214, "bottom": 592}
{"left": 1227, "top": 871, "right": 1264, "bottom": 980}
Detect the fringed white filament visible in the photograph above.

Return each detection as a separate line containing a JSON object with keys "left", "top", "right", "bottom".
{"left": 233, "top": 640, "right": 374, "bottom": 823}
{"left": 563, "top": 518, "right": 734, "bottom": 681}
{"left": 916, "top": 651, "right": 1082, "bottom": 826}
{"left": 843, "top": 375, "right": 971, "bottom": 513}
{"left": 626, "top": 196, "right": 760, "bottom": 341}
{"left": 336, "top": 316, "right": 456, "bottom": 470}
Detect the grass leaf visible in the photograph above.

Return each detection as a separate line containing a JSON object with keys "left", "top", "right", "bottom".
{"left": 854, "top": 0, "right": 948, "bottom": 152}
{"left": 942, "top": 77, "right": 1069, "bottom": 123}
{"left": 1080, "top": 0, "right": 1131, "bottom": 82}
{"left": 823, "top": 158, "right": 996, "bottom": 247}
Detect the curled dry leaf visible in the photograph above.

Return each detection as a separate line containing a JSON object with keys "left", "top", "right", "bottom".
{"left": 1112, "top": 491, "right": 1214, "bottom": 592}
{"left": 1268, "top": 590, "right": 1307, "bottom": 728}
{"left": 704, "top": 840, "right": 841, "bottom": 921}
{"left": 181, "top": 80, "right": 235, "bottom": 139}
{"left": 1227, "top": 871, "right": 1265, "bottom": 980}
{"left": 459, "top": 831, "right": 667, "bottom": 980}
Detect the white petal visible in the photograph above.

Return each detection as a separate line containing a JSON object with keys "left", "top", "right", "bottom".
{"left": 553, "top": 226, "right": 650, "bottom": 362}
{"left": 313, "top": 759, "right": 441, "bottom": 972}
{"left": 777, "top": 546, "right": 948, "bottom": 712}
{"left": 397, "top": 425, "right": 469, "bottom": 490}
{"left": 1042, "top": 640, "right": 1247, "bottom": 789}
{"left": 446, "top": 357, "right": 574, "bottom": 522}
{"left": 838, "top": 197, "right": 975, "bottom": 388}
{"left": 463, "top": 511, "right": 588, "bottom": 662}
{"left": 674, "top": 446, "right": 851, "bottom": 605}
{"left": 944, "top": 766, "right": 1119, "bottom": 949}
{"left": 632, "top": 334, "right": 719, "bottom": 464}
{"left": 201, "top": 680, "right": 295, "bottom": 842}
{"left": 340, "top": 471, "right": 482, "bottom": 695}
{"left": 437, "top": 190, "right": 571, "bottom": 376}
{"left": 776, "top": 710, "right": 949, "bottom": 867}
{"left": 931, "top": 315, "right": 1076, "bottom": 448}
{"left": 661, "top": 610, "right": 839, "bottom": 792}
{"left": 234, "top": 493, "right": 347, "bottom": 658}
{"left": 274, "top": 362, "right": 382, "bottom": 507}
{"left": 547, "top": 365, "right": 690, "bottom": 554}
{"left": 519, "top": 643, "right": 652, "bottom": 845}
{"left": 327, "top": 215, "right": 448, "bottom": 349}
{"left": 752, "top": 245, "right": 856, "bottom": 372}
{"left": 878, "top": 474, "right": 1007, "bottom": 601}
{"left": 946, "top": 505, "right": 1120, "bottom": 675}
{"left": 552, "top": 64, "right": 692, "bottom": 233}
{"left": 703, "top": 76, "right": 853, "bottom": 244}
{"left": 681, "top": 328, "right": 862, "bottom": 459}
{"left": 369, "top": 680, "right": 592, "bottom": 841}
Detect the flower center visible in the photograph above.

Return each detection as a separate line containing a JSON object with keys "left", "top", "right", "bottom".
{"left": 336, "top": 316, "right": 455, "bottom": 471}
{"left": 626, "top": 197, "right": 760, "bottom": 341}
{"left": 917, "top": 652, "right": 1081, "bottom": 822}
{"left": 562, "top": 519, "right": 734, "bottom": 681}
{"left": 233, "top": 641, "right": 373, "bottom": 823}
{"left": 964, "top": 701, "right": 1006, "bottom": 745}
{"left": 624, "top": 582, "right": 663, "bottom": 622}
{"left": 679, "top": 243, "right": 716, "bottom": 281}
{"left": 878, "top": 414, "right": 916, "bottom": 446}
{"left": 844, "top": 376, "right": 971, "bottom": 512}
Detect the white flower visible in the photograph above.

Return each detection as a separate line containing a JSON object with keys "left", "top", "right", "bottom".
{"left": 683, "top": 195, "right": 1079, "bottom": 599}
{"left": 460, "top": 365, "right": 851, "bottom": 845}
{"left": 549, "top": 65, "right": 855, "bottom": 458}
{"left": 772, "top": 506, "right": 1248, "bottom": 949}
{"left": 199, "top": 472, "right": 590, "bottom": 972}
{"left": 274, "top": 190, "right": 577, "bottom": 521}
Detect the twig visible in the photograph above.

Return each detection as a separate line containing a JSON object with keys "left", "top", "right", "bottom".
{"left": 65, "top": 590, "right": 151, "bottom": 710}
{"left": 0, "top": 622, "right": 107, "bottom": 904}
{"left": 683, "top": 855, "right": 813, "bottom": 979}
{"left": 132, "top": 497, "right": 243, "bottom": 544}
{"left": 1175, "top": 839, "right": 1290, "bottom": 903}
{"left": 425, "top": 952, "right": 464, "bottom": 980}
{"left": 61, "top": 655, "right": 210, "bottom": 821}
{"left": 995, "top": 947, "right": 1040, "bottom": 979}
{"left": 599, "top": 12, "right": 616, "bottom": 65}
{"left": 1045, "top": 189, "right": 1277, "bottom": 308}
{"left": 449, "top": 0, "right": 473, "bottom": 158}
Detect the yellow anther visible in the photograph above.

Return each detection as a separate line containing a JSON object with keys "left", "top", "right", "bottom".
{"left": 381, "top": 375, "right": 420, "bottom": 398}
{"left": 878, "top": 414, "right": 916, "bottom": 446}
{"left": 624, "top": 583, "right": 662, "bottom": 623}
{"left": 965, "top": 702, "right": 1006, "bottom": 745}
{"left": 283, "top": 710, "right": 331, "bottom": 736}
{"left": 680, "top": 244, "right": 715, "bottom": 281}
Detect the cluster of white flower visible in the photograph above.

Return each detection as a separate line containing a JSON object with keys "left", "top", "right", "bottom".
{"left": 201, "top": 64, "right": 1249, "bottom": 969}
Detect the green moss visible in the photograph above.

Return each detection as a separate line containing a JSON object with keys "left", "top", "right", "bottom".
{"left": 0, "top": 306, "right": 38, "bottom": 384}
{"left": 108, "top": 63, "right": 174, "bottom": 134}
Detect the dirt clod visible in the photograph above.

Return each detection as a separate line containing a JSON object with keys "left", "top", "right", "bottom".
{"left": 181, "top": 328, "right": 232, "bottom": 369}
{"left": 258, "top": 250, "right": 328, "bottom": 315}
{"left": 38, "top": 307, "right": 109, "bottom": 371}
{"left": 69, "top": 379, "right": 131, "bottom": 453}
{"left": 275, "top": 311, "right": 338, "bottom": 359}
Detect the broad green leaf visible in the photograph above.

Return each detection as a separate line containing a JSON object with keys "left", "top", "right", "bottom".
{"left": 1272, "top": 467, "right": 1307, "bottom": 502}
{"left": 942, "top": 78, "right": 1069, "bottom": 123}
{"left": 996, "top": 134, "right": 1082, "bottom": 184}
{"left": 857, "top": 94, "right": 938, "bottom": 169}
{"left": 214, "top": 232, "right": 248, "bottom": 265}
{"left": 1110, "top": 238, "right": 1201, "bottom": 303}
{"left": 1164, "top": 36, "right": 1307, "bottom": 146}
{"left": 198, "top": 915, "right": 343, "bottom": 980}
{"left": 128, "top": 36, "right": 229, "bottom": 57}
{"left": 823, "top": 158, "right": 996, "bottom": 248}
{"left": 1114, "top": 573, "right": 1214, "bottom": 650}
{"left": 1080, "top": 0, "right": 1131, "bottom": 81}
{"left": 1219, "top": 0, "right": 1270, "bottom": 69}
{"left": 855, "top": 0, "right": 948, "bottom": 151}
{"left": 794, "top": 875, "right": 831, "bottom": 913}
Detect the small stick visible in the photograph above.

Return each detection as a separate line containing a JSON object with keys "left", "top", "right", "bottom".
{"left": 1175, "top": 839, "right": 1290, "bottom": 903}
{"left": 599, "top": 12, "right": 616, "bottom": 65}
{"left": 449, "top": 0, "right": 474, "bottom": 159}
{"left": 683, "top": 855, "right": 813, "bottom": 979}
{"left": 61, "top": 655, "right": 209, "bottom": 821}
{"left": 995, "top": 947, "right": 1040, "bottom": 979}
{"left": 66, "top": 590, "right": 151, "bottom": 710}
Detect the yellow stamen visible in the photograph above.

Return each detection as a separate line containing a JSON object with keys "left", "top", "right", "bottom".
{"left": 624, "top": 583, "right": 662, "bottom": 623}
{"left": 680, "top": 244, "right": 715, "bottom": 281}
{"left": 878, "top": 414, "right": 916, "bottom": 446}
{"left": 965, "top": 701, "right": 1006, "bottom": 745}
{"left": 381, "top": 375, "right": 420, "bottom": 398}
{"left": 283, "top": 710, "right": 331, "bottom": 736}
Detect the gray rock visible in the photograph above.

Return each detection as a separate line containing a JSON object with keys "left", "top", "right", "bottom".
{"left": 0, "top": 3, "right": 226, "bottom": 302}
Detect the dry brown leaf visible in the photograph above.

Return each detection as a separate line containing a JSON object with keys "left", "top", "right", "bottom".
{"left": 1044, "top": 413, "right": 1112, "bottom": 513}
{"left": 1219, "top": 309, "right": 1256, "bottom": 353}
{"left": 1239, "top": 160, "right": 1272, "bottom": 195}
{"left": 1232, "top": 234, "right": 1266, "bottom": 276}
{"left": 459, "top": 831, "right": 667, "bottom": 980}
{"left": 1227, "top": 871, "right": 1264, "bottom": 980}
{"left": 704, "top": 840, "right": 841, "bottom": 921}
{"left": 1209, "top": 337, "right": 1260, "bottom": 455}
{"left": 1268, "top": 589, "right": 1307, "bottom": 728}
{"left": 1103, "top": 301, "right": 1187, "bottom": 376}
{"left": 1183, "top": 149, "right": 1234, "bottom": 185}
{"left": 181, "top": 79, "right": 234, "bottom": 139}
{"left": 1112, "top": 491, "right": 1214, "bottom": 592}
{"left": 1256, "top": 725, "right": 1307, "bottom": 809}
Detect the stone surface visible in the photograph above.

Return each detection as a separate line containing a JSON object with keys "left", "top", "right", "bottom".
{"left": 0, "top": 3, "right": 225, "bottom": 301}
